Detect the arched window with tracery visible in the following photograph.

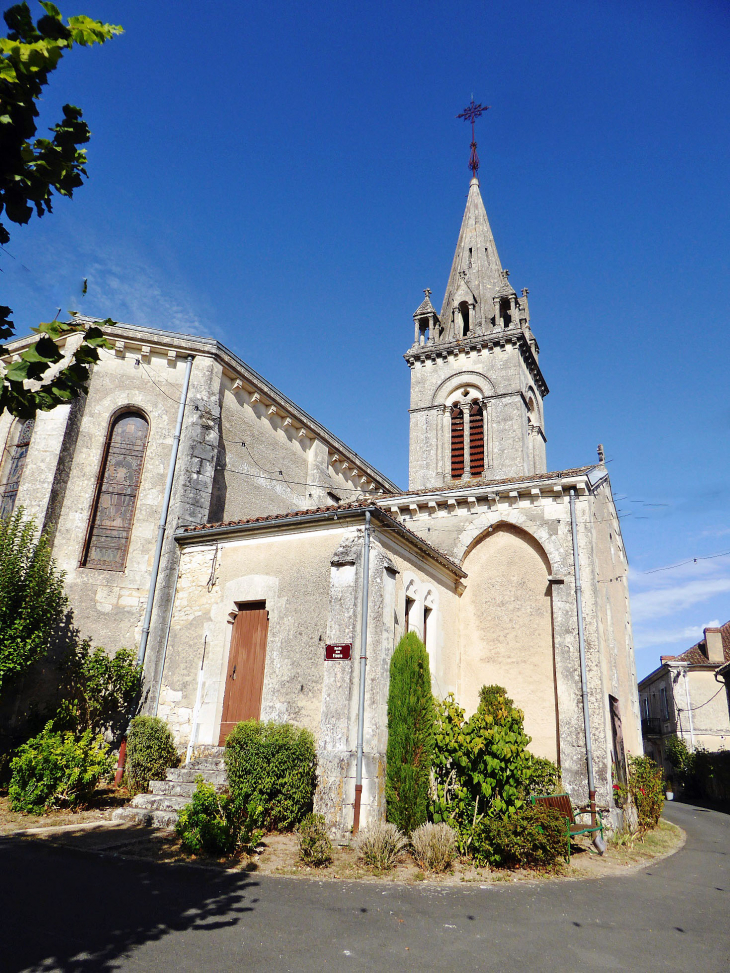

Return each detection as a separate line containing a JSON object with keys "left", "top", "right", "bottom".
{"left": 469, "top": 401, "right": 484, "bottom": 475}
{"left": 0, "top": 419, "right": 34, "bottom": 520}
{"left": 82, "top": 411, "right": 149, "bottom": 571}
{"left": 450, "top": 404, "right": 464, "bottom": 477}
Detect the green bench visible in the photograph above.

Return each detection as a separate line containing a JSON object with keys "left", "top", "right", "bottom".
{"left": 530, "top": 793, "right": 605, "bottom": 861}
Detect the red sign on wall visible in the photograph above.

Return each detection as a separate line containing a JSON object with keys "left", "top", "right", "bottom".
{"left": 325, "top": 643, "right": 352, "bottom": 661}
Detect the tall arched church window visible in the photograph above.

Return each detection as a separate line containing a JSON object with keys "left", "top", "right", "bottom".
{"left": 450, "top": 405, "right": 464, "bottom": 477}
{"left": 469, "top": 402, "right": 484, "bottom": 475}
{"left": 0, "top": 419, "right": 34, "bottom": 520}
{"left": 82, "top": 411, "right": 149, "bottom": 571}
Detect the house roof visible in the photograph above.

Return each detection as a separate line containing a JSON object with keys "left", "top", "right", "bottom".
{"left": 378, "top": 466, "right": 597, "bottom": 502}
{"left": 178, "top": 499, "right": 467, "bottom": 578}
{"left": 660, "top": 619, "right": 730, "bottom": 666}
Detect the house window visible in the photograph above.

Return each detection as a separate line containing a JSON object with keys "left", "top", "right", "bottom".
{"left": 642, "top": 696, "right": 650, "bottom": 719}
{"left": 0, "top": 419, "right": 34, "bottom": 520}
{"left": 82, "top": 411, "right": 149, "bottom": 571}
{"left": 469, "top": 401, "right": 484, "bottom": 475}
{"left": 660, "top": 686, "right": 670, "bottom": 721}
{"left": 405, "top": 596, "right": 415, "bottom": 633}
{"left": 423, "top": 605, "right": 431, "bottom": 646}
{"left": 450, "top": 405, "right": 464, "bottom": 477}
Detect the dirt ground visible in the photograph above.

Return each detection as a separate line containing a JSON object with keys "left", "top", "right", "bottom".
{"left": 0, "top": 786, "right": 132, "bottom": 834}
{"left": 1, "top": 794, "right": 684, "bottom": 885}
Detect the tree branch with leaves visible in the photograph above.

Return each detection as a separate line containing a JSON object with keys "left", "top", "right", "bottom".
{"left": 0, "top": 1, "right": 122, "bottom": 419}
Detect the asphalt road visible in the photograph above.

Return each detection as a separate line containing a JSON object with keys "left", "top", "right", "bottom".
{"left": 1, "top": 802, "right": 727, "bottom": 973}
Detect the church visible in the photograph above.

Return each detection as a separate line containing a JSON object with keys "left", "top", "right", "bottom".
{"left": 1, "top": 158, "right": 641, "bottom": 832}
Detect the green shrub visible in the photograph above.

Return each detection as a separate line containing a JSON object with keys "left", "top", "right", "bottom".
{"left": 385, "top": 632, "right": 435, "bottom": 833}
{"left": 627, "top": 755, "right": 664, "bottom": 832}
{"left": 175, "top": 777, "right": 264, "bottom": 857}
{"left": 57, "top": 643, "right": 142, "bottom": 737}
{"left": 693, "top": 749, "right": 730, "bottom": 803}
{"left": 430, "top": 686, "right": 533, "bottom": 846}
{"left": 8, "top": 722, "right": 113, "bottom": 814}
{"left": 224, "top": 720, "right": 317, "bottom": 830}
{"left": 473, "top": 802, "right": 568, "bottom": 871}
{"left": 525, "top": 756, "right": 562, "bottom": 797}
{"left": 0, "top": 511, "right": 67, "bottom": 693}
{"left": 297, "top": 812, "right": 333, "bottom": 866}
{"left": 355, "top": 820, "right": 407, "bottom": 870}
{"left": 125, "top": 716, "right": 179, "bottom": 792}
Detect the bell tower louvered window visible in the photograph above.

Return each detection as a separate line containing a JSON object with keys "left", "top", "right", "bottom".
{"left": 82, "top": 411, "right": 149, "bottom": 571}
{"left": 469, "top": 402, "right": 484, "bottom": 475}
{"left": 0, "top": 419, "right": 34, "bottom": 520}
{"left": 450, "top": 405, "right": 464, "bottom": 477}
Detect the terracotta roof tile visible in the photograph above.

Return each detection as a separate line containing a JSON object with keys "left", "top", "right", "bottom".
{"left": 660, "top": 618, "right": 730, "bottom": 665}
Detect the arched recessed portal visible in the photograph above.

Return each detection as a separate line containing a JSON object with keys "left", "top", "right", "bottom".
{"left": 459, "top": 523, "right": 559, "bottom": 762}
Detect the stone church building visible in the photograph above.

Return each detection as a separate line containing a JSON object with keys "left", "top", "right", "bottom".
{"left": 2, "top": 169, "right": 641, "bottom": 831}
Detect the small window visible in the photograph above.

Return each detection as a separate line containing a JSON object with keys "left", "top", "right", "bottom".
{"left": 450, "top": 405, "right": 464, "bottom": 477}
{"left": 660, "top": 686, "right": 669, "bottom": 721}
{"left": 405, "top": 596, "right": 415, "bottom": 633}
{"left": 423, "top": 605, "right": 431, "bottom": 646}
{"left": 82, "top": 411, "right": 149, "bottom": 571}
{"left": 0, "top": 419, "right": 34, "bottom": 520}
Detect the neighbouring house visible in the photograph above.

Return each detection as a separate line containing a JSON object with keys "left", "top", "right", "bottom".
{"left": 1, "top": 154, "right": 642, "bottom": 832}
{"left": 639, "top": 622, "right": 730, "bottom": 781}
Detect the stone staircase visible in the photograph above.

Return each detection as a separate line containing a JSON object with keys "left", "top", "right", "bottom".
{"left": 113, "top": 746, "right": 227, "bottom": 829}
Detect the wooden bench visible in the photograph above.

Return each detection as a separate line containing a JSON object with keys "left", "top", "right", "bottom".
{"left": 530, "top": 793, "right": 605, "bottom": 861}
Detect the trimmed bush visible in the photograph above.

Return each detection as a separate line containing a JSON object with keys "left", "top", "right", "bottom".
{"left": 410, "top": 821, "right": 457, "bottom": 873}
{"left": 8, "top": 722, "right": 113, "bottom": 814}
{"left": 526, "top": 756, "right": 562, "bottom": 797}
{"left": 176, "top": 777, "right": 264, "bottom": 857}
{"left": 297, "top": 812, "right": 333, "bottom": 867}
{"left": 355, "top": 820, "right": 408, "bottom": 870}
{"left": 125, "top": 716, "right": 179, "bottom": 792}
{"left": 385, "top": 632, "right": 435, "bottom": 834}
{"left": 57, "top": 642, "right": 142, "bottom": 738}
{"left": 473, "top": 802, "right": 568, "bottom": 871}
{"left": 224, "top": 720, "right": 317, "bottom": 830}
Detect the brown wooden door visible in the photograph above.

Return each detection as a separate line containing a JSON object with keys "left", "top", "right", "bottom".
{"left": 218, "top": 602, "right": 269, "bottom": 745}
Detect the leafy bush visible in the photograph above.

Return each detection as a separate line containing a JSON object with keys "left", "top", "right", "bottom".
{"left": 0, "top": 512, "right": 67, "bottom": 692}
{"left": 627, "top": 755, "right": 664, "bottom": 833}
{"left": 385, "top": 632, "right": 434, "bottom": 833}
{"left": 8, "top": 721, "right": 113, "bottom": 814}
{"left": 297, "top": 812, "right": 333, "bottom": 867}
{"left": 430, "top": 686, "right": 533, "bottom": 844}
{"left": 473, "top": 802, "right": 568, "bottom": 871}
{"left": 175, "top": 777, "right": 264, "bottom": 857}
{"left": 693, "top": 749, "right": 730, "bottom": 803}
{"left": 410, "top": 821, "right": 457, "bottom": 873}
{"left": 355, "top": 820, "right": 408, "bottom": 870}
{"left": 57, "top": 642, "right": 142, "bottom": 737}
{"left": 125, "top": 716, "right": 179, "bottom": 792}
{"left": 664, "top": 735, "right": 695, "bottom": 792}
{"left": 225, "top": 720, "right": 317, "bottom": 830}
{"left": 525, "top": 756, "right": 562, "bottom": 797}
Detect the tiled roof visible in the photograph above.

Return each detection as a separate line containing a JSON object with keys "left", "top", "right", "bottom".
{"left": 413, "top": 294, "right": 436, "bottom": 317}
{"left": 180, "top": 499, "right": 466, "bottom": 577}
{"left": 660, "top": 619, "right": 730, "bottom": 666}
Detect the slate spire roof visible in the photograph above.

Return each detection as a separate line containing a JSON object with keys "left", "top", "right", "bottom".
{"left": 439, "top": 176, "right": 507, "bottom": 324}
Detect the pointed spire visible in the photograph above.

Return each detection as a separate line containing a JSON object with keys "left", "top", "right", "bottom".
{"left": 439, "top": 178, "right": 507, "bottom": 333}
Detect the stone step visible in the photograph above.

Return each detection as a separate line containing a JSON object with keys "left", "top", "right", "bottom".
{"left": 151, "top": 779, "right": 227, "bottom": 797}
{"left": 112, "top": 806, "right": 178, "bottom": 829}
{"left": 166, "top": 767, "right": 228, "bottom": 786}
{"left": 129, "top": 793, "right": 191, "bottom": 813}
{"left": 188, "top": 757, "right": 226, "bottom": 772}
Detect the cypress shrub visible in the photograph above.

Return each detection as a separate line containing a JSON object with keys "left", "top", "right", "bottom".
{"left": 125, "top": 716, "right": 179, "bottom": 792}
{"left": 385, "top": 631, "right": 435, "bottom": 833}
{"left": 224, "top": 720, "right": 317, "bottom": 831}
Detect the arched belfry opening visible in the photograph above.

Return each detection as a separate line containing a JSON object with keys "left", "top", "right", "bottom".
{"left": 459, "top": 523, "right": 559, "bottom": 762}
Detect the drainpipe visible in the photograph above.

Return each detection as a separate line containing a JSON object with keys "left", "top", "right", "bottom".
{"left": 137, "top": 354, "right": 194, "bottom": 667}
{"left": 152, "top": 550, "right": 183, "bottom": 716}
{"left": 352, "top": 509, "right": 371, "bottom": 835}
{"left": 570, "top": 488, "right": 597, "bottom": 825}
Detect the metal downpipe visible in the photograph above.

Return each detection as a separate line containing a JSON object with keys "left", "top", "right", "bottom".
{"left": 570, "top": 488, "right": 597, "bottom": 825}
{"left": 352, "top": 509, "right": 371, "bottom": 834}
{"left": 137, "top": 354, "right": 194, "bottom": 667}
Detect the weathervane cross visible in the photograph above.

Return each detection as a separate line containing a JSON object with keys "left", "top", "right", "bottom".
{"left": 457, "top": 98, "right": 490, "bottom": 177}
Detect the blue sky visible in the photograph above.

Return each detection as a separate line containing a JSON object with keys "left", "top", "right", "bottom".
{"left": 3, "top": 0, "right": 730, "bottom": 678}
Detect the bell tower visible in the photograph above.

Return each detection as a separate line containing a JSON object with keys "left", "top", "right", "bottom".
{"left": 406, "top": 164, "right": 548, "bottom": 492}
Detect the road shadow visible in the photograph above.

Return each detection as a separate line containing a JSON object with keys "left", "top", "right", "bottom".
{"left": 674, "top": 795, "right": 730, "bottom": 817}
{"left": 0, "top": 833, "right": 259, "bottom": 972}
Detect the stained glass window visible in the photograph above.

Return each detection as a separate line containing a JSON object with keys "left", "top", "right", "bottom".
{"left": 0, "top": 419, "right": 34, "bottom": 520}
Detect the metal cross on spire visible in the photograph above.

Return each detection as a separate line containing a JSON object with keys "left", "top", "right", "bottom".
{"left": 457, "top": 98, "right": 490, "bottom": 177}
